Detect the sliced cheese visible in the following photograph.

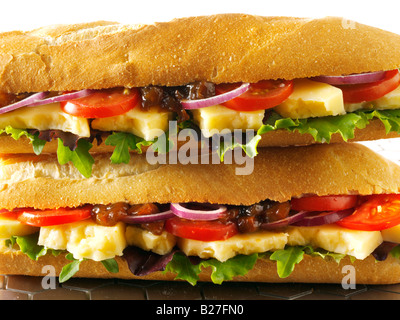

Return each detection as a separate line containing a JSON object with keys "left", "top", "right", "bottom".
{"left": 286, "top": 224, "right": 382, "bottom": 260}
{"left": 91, "top": 106, "right": 172, "bottom": 141}
{"left": 191, "top": 105, "right": 264, "bottom": 138}
{"left": 381, "top": 224, "right": 400, "bottom": 243}
{"left": 38, "top": 220, "right": 127, "bottom": 261}
{"left": 345, "top": 84, "right": 400, "bottom": 112}
{"left": 0, "top": 103, "right": 90, "bottom": 137}
{"left": 177, "top": 231, "right": 288, "bottom": 262}
{"left": 0, "top": 216, "right": 39, "bottom": 238}
{"left": 274, "top": 79, "right": 345, "bottom": 119}
{"left": 126, "top": 225, "right": 176, "bottom": 255}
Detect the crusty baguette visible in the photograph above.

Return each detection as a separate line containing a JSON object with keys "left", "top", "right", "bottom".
{"left": 1, "top": 249, "right": 399, "bottom": 284}
{"left": 0, "top": 118, "right": 396, "bottom": 154}
{"left": 0, "top": 142, "right": 399, "bottom": 210}
{"left": 1, "top": 14, "right": 400, "bottom": 93}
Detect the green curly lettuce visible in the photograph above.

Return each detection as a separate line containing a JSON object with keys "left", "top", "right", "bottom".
{"left": 164, "top": 246, "right": 349, "bottom": 286}
{"left": 258, "top": 109, "right": 400, "bottom": 143}
{"left": 213, "top": 109, "right": 400, "bottom": 161}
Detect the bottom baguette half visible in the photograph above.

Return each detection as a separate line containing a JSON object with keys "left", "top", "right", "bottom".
{"left": 1, "top": 250, "right": 400, "bottom": 285}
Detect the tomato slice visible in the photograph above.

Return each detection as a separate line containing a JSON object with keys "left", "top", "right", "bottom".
{"left": 215, "top": 80, "right": 293, "bottom": 111}
{"left": 165, "top": 217, "right": 238, "bottom": 241}
{"left": 291, "top": 195, "right": 359, "bottom": 212}
{"left": 17, "top": 205, "right": 93, "bottom": 227}
{"left": 0, "top": 208, "right": 24, "bottom": 220}
{"left": 336, "top": 194, "right": 400, "bottom": 231}
{"left": 61, "top": 88, "right": 140, "bottom": 118}
{"left": 337, "top": 69, "right": 400, "bottom": 103}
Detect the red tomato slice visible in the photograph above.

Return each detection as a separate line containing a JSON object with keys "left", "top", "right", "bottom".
{"left": 336, "top": 194, "right": 400, "bottom": 231}
{"left": 165, "top": 217, "right": 238, "bottom": 241}
{"left": 291, "top": 195, "right": 359, "bottom": 212}
{"left": 215, "top": 80, "right": 293, "bottom": 111}
{"left": 0, "top": 208, "right": 24, "bottom": 220}
{"left": 17, "top": 206, "right": 93, "bottom": 227}
{"left": 61, "top": 88, "right": 140, "bottom": 118}
{"left": 337, "top": 69, "right": 400, "bottom": 103}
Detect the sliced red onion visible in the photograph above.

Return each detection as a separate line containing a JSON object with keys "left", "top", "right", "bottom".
{"left": 181, "top": 83, "right": 250, "bottom": 109}
{"left": 0, "top": 89, "right": 95, "bottom": 115}
{"left": 120, "top": 210, "right": 175, "bottom": 224}
{"left": 312, "top": 71, "right": 386, "bottom": 85}
{"left": 27, "top": 89, "right": 95, "bottom": 107}
{"left": 0, "top": 92, "right": 48, "bottom": 115}
{"left": 291, "top": 209, "right": 353, "bottom": 227}
{"left": 372, "top": 242, "right": 399, "bottom": 261}
{"left": 260, "top": 211, "right": 309, "bottom": 230}
{"left": 170, "top": 203, "right": 227, "bottom": 221}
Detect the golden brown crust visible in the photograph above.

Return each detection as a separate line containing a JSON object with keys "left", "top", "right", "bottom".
{"left": 0, "top": 142, "right": 399, "bottom": 210}
{"left": 0, "top": 118, "right": 397, "bottom": 154}
{"left": 1, "top": 14, "right": 400, "bottom": 93}
{"left": 1, "top": 250, "right": 399, "bottom": 284}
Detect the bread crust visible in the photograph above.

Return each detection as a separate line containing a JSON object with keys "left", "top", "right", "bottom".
{"left": 1, "top": 14, "right": 400, "bottom": 93}
{"left": 0, "top": 142, "right": 399, "bottom": 209}
{"left": 1, "top": 250, "right": 399, "bottom": 284}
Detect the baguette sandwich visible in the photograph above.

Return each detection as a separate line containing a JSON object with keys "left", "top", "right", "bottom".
{"left": 2, "top": 142, "right": 400, "bottom": 284}
{"left": 1, "top": 14, "right": 400, "bottom": 177}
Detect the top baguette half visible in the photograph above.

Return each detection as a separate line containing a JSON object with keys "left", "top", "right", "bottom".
{"left": 1, "top": 14, "right": 400, "bottom": 94}
{"left": 0, "top": 142, "right": 399, "bottom": 209}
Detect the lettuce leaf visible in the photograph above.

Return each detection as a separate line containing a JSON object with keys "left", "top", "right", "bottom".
{"left": 59, "top": 255, "right": 119, "bottom": 283}
{"left": 269, "top": 245, "right": 347, "bottom": 278}
{"left": 0, "top": 126, "right": 95, "bottom": 177}
{"left": 0, "top": 126, "right": 47, "bottom": 155}
{"left": 214, "top": 109, "right": 400, "bottom": 161}
{"left": 258, "top": 109, "right": 400, "bottom": 143}
{"left": 164, "top": 252, "right": 258, "bottom": 286}
{"left": 59, "top": 253, "right": 84, "bottom": 283}
{"left": 57, "top": 138, "right": 94, "bottom": 178}
{"left": 164, "top": 246, "right": 348, "bottom": 285}
{"left": 269, "top": 246, "right": 305, "bottom": 278}
{"left": 6, "top": 234, "right": 62, "bottom": 260}
{"left": 105, "top": 132, "right": 154, "bottom": 164}
{"left": 217, "top": 134, "right": 262, "bottom": 161}
{"left": 104, "top": 121, "right": 194, "bottom": 164}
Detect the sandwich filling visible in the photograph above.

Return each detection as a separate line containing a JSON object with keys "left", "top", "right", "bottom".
{"left": 1, "top": 69, "right": 400, "bottom": 177}
{"left": 2, "top": 193, "right": 400, "bottom": 284}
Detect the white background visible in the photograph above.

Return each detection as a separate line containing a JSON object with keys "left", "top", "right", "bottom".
{"left": 1, "top": 0, "right": 400, "bottom": 33}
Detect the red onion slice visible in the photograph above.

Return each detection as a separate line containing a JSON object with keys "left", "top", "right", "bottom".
{"left": 291, "top": 209, "right": 353, "bottom": 227}
{"left": 27, "top": 89, "right": 95, "bottom": 107}
{"left": 0, "top": 89, "right": 95, "bottom": 115}
{"left": 312, "top": 71, "right": 386, "bottom": 85}
{"left": 260, "top": 211, "right": 309, "bottom": 230}
{"left": 0, "top": 92, "right": 48, "bottom": 115}
{"left": 170, "top": 203, "right": 227, "bottom": 221}
{"left": 181, "top": 83, "right": 250, "bottom": 109}
{"left": 120, "top": 210, "right": 175, "bottom": 224}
